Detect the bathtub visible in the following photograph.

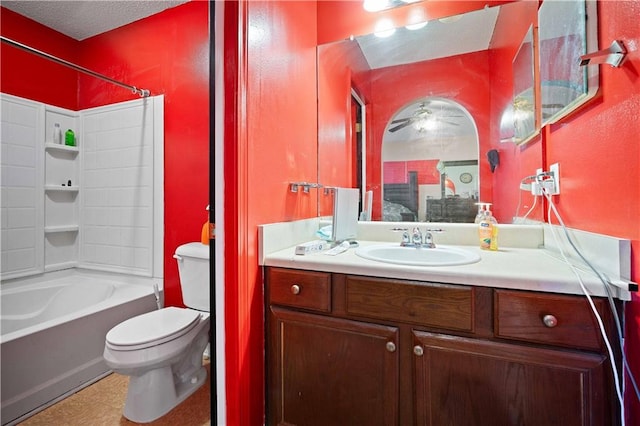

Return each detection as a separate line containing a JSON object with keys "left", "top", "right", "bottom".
{"left": 0, "top": 270, "right": 159, "bottom": 425}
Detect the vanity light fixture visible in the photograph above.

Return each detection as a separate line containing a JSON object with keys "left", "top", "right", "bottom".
{"left": 363, "top": 0, "right": 390, "bottom": 12}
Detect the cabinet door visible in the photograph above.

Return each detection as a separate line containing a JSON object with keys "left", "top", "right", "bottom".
{"left": 413, "top": 331, "right": 609, "bottom": 426}
{"left": 268, "top": 307, "right": 399, "bottom": 426}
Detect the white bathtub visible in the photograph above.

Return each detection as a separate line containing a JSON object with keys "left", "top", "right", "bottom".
{"left": 0, "top": 270, "right": 159, "bottom": 425}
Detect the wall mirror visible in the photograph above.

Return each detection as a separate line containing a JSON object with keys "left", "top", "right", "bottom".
{"left": 510, "top": 25, "right": 537, "bottom": 145}
{"left": 538, "top": 0, "right": 598, "bottom": 126}
{"left": 317, "top": 1, "right": 523, "bottom": 221}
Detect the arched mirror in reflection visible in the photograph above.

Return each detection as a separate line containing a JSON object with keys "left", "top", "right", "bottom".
{"left": 382, "top": 97, "right": 478, "bottom": 222}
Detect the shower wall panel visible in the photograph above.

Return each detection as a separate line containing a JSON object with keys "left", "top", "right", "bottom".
{"left": 1, "top": 94, "right": 164, "bottom": 281}
{"left": 79, "top": 97, "right": 164, "bottom": 278}
{"left": 0, "top": 94, "right": 44, "bottom": 278}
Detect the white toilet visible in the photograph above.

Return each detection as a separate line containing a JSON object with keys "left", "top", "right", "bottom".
{"left": 103, "top": 242, "right": 210, "bottom": 423}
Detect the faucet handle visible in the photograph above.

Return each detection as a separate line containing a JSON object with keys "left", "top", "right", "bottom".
{"left": 423, "top": 229, "right": 436, "bottom": 248}
{"left": 401, "top": 230, "right": 411, "bottom": 245}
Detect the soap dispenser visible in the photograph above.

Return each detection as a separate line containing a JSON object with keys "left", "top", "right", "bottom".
{"left": 474, "top": 202, "right": 490, "bottom": 224}
{"left": 478, "top": 210, "right": 493, "bottom": 250}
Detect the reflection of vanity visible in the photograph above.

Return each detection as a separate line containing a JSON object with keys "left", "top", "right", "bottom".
{"left": 426, "top": 197, "right": 477, "bottom": 223}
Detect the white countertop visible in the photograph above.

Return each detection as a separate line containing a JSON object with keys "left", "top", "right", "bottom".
{"left": 263, "top": 241, "right": 624, "bottom": 298}
{"left": 259, "top": 219, "right": 633, "bottom": 300}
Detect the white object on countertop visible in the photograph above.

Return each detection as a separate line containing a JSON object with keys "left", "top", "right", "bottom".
{"left": 295, "top": 240, "right": 328, "bottom": 255}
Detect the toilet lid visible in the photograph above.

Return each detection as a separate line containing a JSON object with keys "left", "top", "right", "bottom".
{"left": 106, "top": 307, "right": 201, "bottom": 350}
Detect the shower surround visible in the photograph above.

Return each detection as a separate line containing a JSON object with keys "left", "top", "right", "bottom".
{"left": 1, "top": 93, "right": 164, "bottom": 280}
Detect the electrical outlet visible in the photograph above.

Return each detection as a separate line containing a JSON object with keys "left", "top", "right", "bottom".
{"left": 549, "top": 163, "right": 560, "bottom": 195}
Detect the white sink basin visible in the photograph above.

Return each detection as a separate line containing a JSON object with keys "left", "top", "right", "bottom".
{"left": 355, "top": 244, "right": 481, "bottom": 267}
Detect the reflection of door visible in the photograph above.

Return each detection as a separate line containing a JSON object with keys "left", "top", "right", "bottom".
{"left": 351, "top": 90, "right": 365, "bottom": 213}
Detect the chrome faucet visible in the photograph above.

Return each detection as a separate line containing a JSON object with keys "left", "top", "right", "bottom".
{"left": 411, "top": 227, "right": 423, "bottom": 246}
{"left": 397, "top": 227, "right": 441, "bottom": 248}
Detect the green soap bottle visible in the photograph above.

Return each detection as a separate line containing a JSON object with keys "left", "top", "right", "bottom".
{"left": 65, "top": 129, "right": 75, "bottom": 146}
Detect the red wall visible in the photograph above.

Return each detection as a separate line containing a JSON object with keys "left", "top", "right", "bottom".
{"left": 1, "top": 2, "right": 210, "bottom": 308}
{"left": 0, "top": 7, "right": 79, "bottom": 109}
{"left": 78, "top": 1, "right": 210, "bottom": 308}
{"left": 222, "top": 1, "right": 319, "bottom": 424}
{"left": 541, "top": 2, "right": 640, "bottom": 422}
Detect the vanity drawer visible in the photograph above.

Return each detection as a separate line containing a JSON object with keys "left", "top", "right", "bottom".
{"left": 494, "top": 290, "right": 604, "bottom": 351}
{"left": 344, "top": 276, "right": 474, "bottom": 332}
{"left": 267, "top": 268, "right": 331, "bottom": 312}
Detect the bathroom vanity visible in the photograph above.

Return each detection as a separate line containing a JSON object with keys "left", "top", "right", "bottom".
{"left": 265, "top": 268, "right": 618, "bottom": 425}
{"left": 261, "top": 220, "right": 630, "bottom": 425}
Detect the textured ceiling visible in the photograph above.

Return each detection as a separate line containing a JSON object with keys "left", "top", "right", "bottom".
{"left": 1, "top": 0, "right": 189, "bottom": 40}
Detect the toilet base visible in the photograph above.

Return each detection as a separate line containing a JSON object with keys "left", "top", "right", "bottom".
{"left": 114, "top": 314, "right": 211, "bottom": 423}
{"left": 123, "top": 364, "right": 207, "bottom": 423}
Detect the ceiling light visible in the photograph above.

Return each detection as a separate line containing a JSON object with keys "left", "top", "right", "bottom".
{"left": 406, "top": 21, "right": 427, "bottom": 30}
{"left": 374, "top": 19, "right": 396, "bottom": 38}
{"left": 414, "top": 117, "right": 438, "bottom": 132}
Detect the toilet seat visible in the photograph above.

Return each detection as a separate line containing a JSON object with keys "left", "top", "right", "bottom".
{"left": 106, "top": 307, "right": 202, "bottom": 351}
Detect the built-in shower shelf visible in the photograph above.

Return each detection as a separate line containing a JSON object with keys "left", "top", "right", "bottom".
{"left": 45, "top": 185, "right": 79, "bottom": 192}
{"left": 45, "top": 225, "right": 79, "bottom": 234}
{"left": 45, "top": 143, "right": 79, "bottom": 154}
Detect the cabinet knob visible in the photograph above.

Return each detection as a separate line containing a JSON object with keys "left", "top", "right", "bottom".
{"left": 542, "top": 314, "right": 558, "bottom": 328}
{"left": 290, "top": 284, "right": 301, "bottom": 295}
{"left": 385, "top": 341, "right": 396, "bottom": 352}
{"left": 413, "top": 345, "right": 424, "bottom": 356}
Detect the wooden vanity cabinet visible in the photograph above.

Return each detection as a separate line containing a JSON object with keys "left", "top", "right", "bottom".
{"left": 413, "top": 332, "right": 608, "bottom": 425}
{"left": 265, "top": 267, "right": 618, "bottom": 426}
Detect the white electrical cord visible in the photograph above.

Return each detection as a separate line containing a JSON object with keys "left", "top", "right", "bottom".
{"left": 539, "top": 177, "right": 640, "bottom": 424}
{"left": 538, "top": 176, "right": 640, "bottom": 404}
{"left": 519, "top": 192, "right": 538, "bottom": 223}
{"left": 513, "top": 175, "right": 539, "bottom": 223}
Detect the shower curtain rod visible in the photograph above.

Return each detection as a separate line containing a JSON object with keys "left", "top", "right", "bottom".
{"left": 1, "top": 36, "right": 151, "bottom": 97}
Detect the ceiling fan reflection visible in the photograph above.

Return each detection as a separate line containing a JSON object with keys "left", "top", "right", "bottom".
{"left": 388, "top": 102, "right": 463, "bottom": 133}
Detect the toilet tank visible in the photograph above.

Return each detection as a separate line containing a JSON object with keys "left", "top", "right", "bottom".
{"left": 174, "top": 242, "right": 210, "bottom": 312}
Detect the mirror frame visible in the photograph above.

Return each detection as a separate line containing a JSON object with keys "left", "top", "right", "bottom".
{"left": 511, "top": 25, "right": 538, "bottom": 145}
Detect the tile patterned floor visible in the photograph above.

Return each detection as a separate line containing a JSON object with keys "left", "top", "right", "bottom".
{"left": 18, "top": 363, "right": 211, "bottom": 426}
